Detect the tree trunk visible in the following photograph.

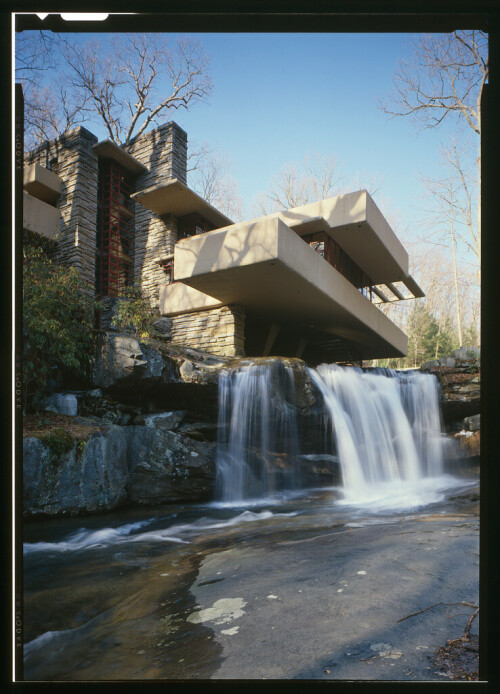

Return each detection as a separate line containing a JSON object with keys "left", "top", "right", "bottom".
{"left": 449, "top": 200, "right": 463, "bottom": 347}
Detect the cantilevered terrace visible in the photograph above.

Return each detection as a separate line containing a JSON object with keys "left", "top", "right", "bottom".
{"left": 144, "top": 188, "right": 423, "bottom": 362}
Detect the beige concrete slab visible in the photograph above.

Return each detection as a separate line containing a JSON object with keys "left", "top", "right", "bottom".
{"left": 173, "top": 217, "right": 407, "bottom": 359}
{"left": 23, "top": 163, "right": 62, "bottom": 205}
{"left": 131, "top": 179, "right": 233, "bottom": 229}
{"left": 92, "top": 140, "right": 148, "bottom": 174}
{"left": 159, "top": 282, "right": 224, "bottom": 316}
{"left": 23, "top": 191, "right": 60, "bottom": 240}
{"left": 280, "top": 191, "right": 409, "bottom": 285}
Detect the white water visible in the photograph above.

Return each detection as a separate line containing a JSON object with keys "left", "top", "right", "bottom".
{"left": 216, "top": 361, "right": 448, "bottom": 511}
{"left": 310, "top": 364, "right": 446, "bottom": 510}
{"left": 23, "top": 510, "right": 298, "bottom": 554}
{"left": 216, "top": 360, "right": 300, "bottom": 502}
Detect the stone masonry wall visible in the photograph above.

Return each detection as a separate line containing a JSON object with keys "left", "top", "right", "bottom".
{"left": 170, "top": 305, "right": 245, "bottom": 357}
{"left": 25, "top": 127, "right": 99, "bottom": 293}
{"left": 124, "top": 122, "right": 188, "bottom": 309}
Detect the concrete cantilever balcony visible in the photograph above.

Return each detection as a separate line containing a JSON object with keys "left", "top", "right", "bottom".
{"left": 23, "top": 163, "right": 62, "bottom": 205}
{"left": 162, "top": 201, "right": 416, "bottom": 359}
{"left": 23, "top": 192, "right": 60, "bottom": 241}
{"left": 23, "top": 163, "right": 63, "bottom": 241}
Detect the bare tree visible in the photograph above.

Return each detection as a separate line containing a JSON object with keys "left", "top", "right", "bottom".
{"left": 380, "top": 30, "right": 487, "bottom": 279}
{"left": 15, "top": 30, "right": 58, "bottom": 84}
{"left": 419, "top": 140, "right": 480, "bottom": 344}
{"left": 254, "top": 153, "right": 386, "bottom": 220}
{"left": 380, "top": 31, "right": 488, "bottom": 135}
{"left": 15, "top": 30, "right": 81, "bottom": 150}
{"left": 16, "top": 32, "right": 213, "bottom": 149}
{"left": 189, "top": 145, "right": 243, "bottom": 221}
{"left": 254, "top": 154, "right": 343, "bottom": 214}
{"left": 62, "top": 34, "right": 213, "bottom": 145}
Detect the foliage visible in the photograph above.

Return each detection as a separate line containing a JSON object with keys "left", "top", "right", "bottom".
{"left": 23, "top": 245, "right": 101, "bottom": 412}
{"left": 406, "top": 304, "right": 458, "bottom": 367}
{"left": 110, "top": 283, "right": 156, "bottom": 342}
{"left": 38, "top": 427, "right": 75, "bottom": 458}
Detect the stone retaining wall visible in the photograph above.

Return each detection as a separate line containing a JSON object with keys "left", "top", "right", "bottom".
{"left": 170, "top": 305, "right": 245, "bottom": 357}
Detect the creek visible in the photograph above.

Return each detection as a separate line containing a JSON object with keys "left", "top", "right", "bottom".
{"left": 23, "top": 361, "right": 479, "bottom": 680}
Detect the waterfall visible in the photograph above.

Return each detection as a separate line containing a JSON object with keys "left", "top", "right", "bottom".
{"left": 215, "top": 359, "right": 300, "bottom": 503}
{"left": 310, "top": 364, "right": 443, "bottom": 493}
{"left": 215, "top": 360, "right": 445, "bottom": 507}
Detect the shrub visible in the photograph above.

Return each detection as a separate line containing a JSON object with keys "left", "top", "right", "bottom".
{"left": 23, "top": 245, "right": 101, "bottom": 412}
{"left": 39, "top": 427, "right": 75, "bottom": 457}
{"left": 111, "top": 283, "right": 155, "bottom": 343}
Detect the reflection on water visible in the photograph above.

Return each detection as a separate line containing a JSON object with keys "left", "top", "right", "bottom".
{"left": 23, "top": 473, "right": 477, "bottom": 681}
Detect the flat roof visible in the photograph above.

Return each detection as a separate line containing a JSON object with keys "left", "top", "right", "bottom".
{"left": 131, "top": 178, "right": 233, "bottom": 229}
{"left": 92, "top": 140, "right": 149, "bottom": 175}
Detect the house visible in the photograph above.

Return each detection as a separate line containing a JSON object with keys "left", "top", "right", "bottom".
{"left": 23, "top": 121, "right": 423, "bottom": 365}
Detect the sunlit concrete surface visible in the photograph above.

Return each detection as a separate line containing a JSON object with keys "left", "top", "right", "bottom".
{"left": 170, "top": 214, "right": 408, "bottom": 359}
{"left": 23, "top": 191, "right": 60, "bottom": 240}
{"left": 23, "top": 163, "right": 62, "bottom": 205}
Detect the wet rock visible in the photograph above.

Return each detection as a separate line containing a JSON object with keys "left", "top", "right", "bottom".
{"left": 23, "top": 428, "right": 129, "bottom": 517}
{"left": 144, "top": 411, "right": 186, "bottom": 430}
{"left": 462, "top": 414, "right": 480, "bottom": 432}
{"left": 152, "top": 317, "right": 172, "bottom": 336}
{"left": 297, "top": 454, "right": 341, "bottom": 486}
{"left": 23, "top": 420, "right": 217, "bottom": 517}
{"left": 126, "top": 427, "right": 216, "bottom": 503}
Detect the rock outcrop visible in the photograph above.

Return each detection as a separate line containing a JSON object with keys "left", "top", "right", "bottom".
{"left": 421, "top": 346, "right": 480, "bottom": 428}
{"left": 23, "top": 415, "right": 216, "bottom": 518}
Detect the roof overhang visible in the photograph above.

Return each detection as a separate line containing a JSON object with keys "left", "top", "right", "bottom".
{"left": 171, "top": 216, "right": 408, "bottom": 360}
{"left": 131, "top": 179, "right": 233, "bottom": 229}
{"left": 276, "top": 190, "right": 409, "bottom": 286}
{"left": 93, "top": 140, "right": 149, "bottom": 175}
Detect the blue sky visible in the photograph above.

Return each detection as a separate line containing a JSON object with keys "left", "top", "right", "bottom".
{"left": 33, "top": 31, "right": 475, "bottom": 240}
{"left": 178, "top": 33, "right": 452, "bottom": 224}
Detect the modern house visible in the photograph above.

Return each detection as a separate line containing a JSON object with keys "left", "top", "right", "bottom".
{"left": 23, "top": 121, "right": 423, "bottom": 364}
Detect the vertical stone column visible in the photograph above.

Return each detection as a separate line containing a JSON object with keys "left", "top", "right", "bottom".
{"left": 25, "top": 127, "right": 99, "bottom": 294}
{"left": 125, "top": 122, "right": 188, "bottom": 309}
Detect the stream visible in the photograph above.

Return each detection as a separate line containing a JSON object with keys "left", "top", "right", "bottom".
{"left": 23, "top": 471, "right": 479, "bottom": 680}
{"left": 23, "top": 362, "right": 480, "bottom": 680}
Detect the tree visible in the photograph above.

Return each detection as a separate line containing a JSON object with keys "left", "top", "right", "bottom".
{"left": 62, "top": 34, "right": 212, "bottom": 146}
{"left": 380, "top": 31, "right": 488, "bottom": 136}
{"left": 23, "top": 245, "right": 101, "bottom": 412}
{"left": 406, "top": 304, "right": 457, "bottom": 367}
{"left": 16, "top": 32, "right": 213, "bottom": 148}
{"left": 380, "top": 30, "right": 487, "bottom": 288}
{"left": 254, "top": 153, "right": 383, "bottom": 215}
{"left": 15, "top": 30, "right": 82, "bottom": 150}
{"left": 189, "top": 145, "right": 243, "bottom": 221}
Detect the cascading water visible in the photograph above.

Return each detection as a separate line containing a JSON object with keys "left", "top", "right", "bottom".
{"left": 309, "top": 364, "right": 446, "bottom": 509}
{"left": 215, "top": 359, "right": 300, "bottom": 503}
{"left": 215, "top": 359, "right": 448, "bottom": 510}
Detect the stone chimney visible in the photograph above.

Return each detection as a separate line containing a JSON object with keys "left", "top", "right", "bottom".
{"left": 125, "top": 122, "right": 188, "bottom": 308}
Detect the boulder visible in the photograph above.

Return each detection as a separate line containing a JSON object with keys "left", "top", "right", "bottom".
{"left": 462, "top": 414, "right": 480, "bottom": 432}
{"left": 23, "top": 428, "right": 129, "bottom": 517}
{"left": 152, "top": 317, "right": 173, "bottom": 337}
{"left": 94, "top": 333, "right": 176, "bottom": 392}
{"left": 23, "top": 420, "right": 217, "bottom": 517}
{"left": 125, "top": 426, "right": 216, "bottom": 503}
{"left": 144, "top": 411, "right": 186, "bottom": 430}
